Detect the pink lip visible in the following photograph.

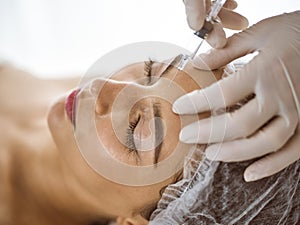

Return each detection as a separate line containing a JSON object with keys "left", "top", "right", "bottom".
{"left": 65, "top": 89, "right": 80, "bottom": 124}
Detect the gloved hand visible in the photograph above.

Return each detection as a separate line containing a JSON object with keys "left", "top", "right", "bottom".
{"left": 184, "top": 0, "right": 248, "bottom": 48}
{"left": 173, "top": 11, "right": 300, "bottom": 182}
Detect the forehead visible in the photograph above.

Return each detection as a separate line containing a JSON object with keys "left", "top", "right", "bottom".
{"left": 109, "top": 60, "right": 224, "bottom": 90}
{"left": 110, "top": 62, "right": 145, "bottom": 82}
{"left": 107, "top": 61, "right": 201, "bottom": 94}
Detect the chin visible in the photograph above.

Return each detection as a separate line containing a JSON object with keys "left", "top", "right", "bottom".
{"left": 47, "top": 93, "right": 84, "bottom": 167}
{"left": 47, "top": 93, "right": 76, "bottom": 150}
{"left": 47, "top": 93, "right": 101, "bottom": 185}
{"left": 48, "top": 95, "right": 68, "bottom": 129}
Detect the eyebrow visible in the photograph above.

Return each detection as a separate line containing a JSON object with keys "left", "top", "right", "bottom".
{"left": 153, "top": 103, "right": 163, "bottom": 164}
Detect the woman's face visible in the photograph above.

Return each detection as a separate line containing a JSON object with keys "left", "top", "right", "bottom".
{"left": 48, "top": 55, "right": 222, "bottom": 223}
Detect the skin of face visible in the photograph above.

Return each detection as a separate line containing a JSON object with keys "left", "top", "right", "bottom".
{"left": 48, "top": 58, "right": 223, "bottom": 224}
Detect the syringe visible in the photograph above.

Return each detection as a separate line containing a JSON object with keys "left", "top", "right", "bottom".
{"left": 178, "top": 0, "right": 227, "bottom": 70}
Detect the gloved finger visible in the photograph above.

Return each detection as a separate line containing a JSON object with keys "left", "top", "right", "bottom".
{"left": 184, "top": 0, "right": 207, "bottom": 30}
{"left": 179, "top": 98, "right": 275, "bottom": 144}
{"left": 179, "top": 114, "right": 227, "bottom": 144}
{"left": 221, "top": 97, "right": 275, "bottom": 140}
{"left": 218, "top": 8, "right": 249, "bottom": 30}
{"left": 206, "top": 22, "right": 227, "bottom": 48}
{"left": 205, "top": 116, "right": 296, "bottom": 161}
{"left": 193, "top": 32, "right": 257, "bottom": 70}
{"left": 173, "top": 67, "right": 254, "bottom": 114}
{"left": 244, "top": 126, "right": 300, "bottom": 182}
{"left": 223, "top": 0, "right": 237, "bottom": 10}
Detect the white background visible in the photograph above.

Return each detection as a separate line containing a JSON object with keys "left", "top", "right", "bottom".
{"left": 0, "top": 0, "right": 299, "bottom": 78}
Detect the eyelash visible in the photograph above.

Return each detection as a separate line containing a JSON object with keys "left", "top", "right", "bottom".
{"left": 144, "top": 60, "right": 154, "bottom": 84}
{"left": 125, "top": 61, "right": 153, "bottom": 155}
{"left": 126, "top": 60, "right": 169, "bottom": 155}
{"left": 126, "top": 115, "right": 141, "bottom": 154}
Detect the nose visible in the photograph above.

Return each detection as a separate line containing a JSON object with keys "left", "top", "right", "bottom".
{"left": 89, "top": 78, "right": 126, "bottom": 116}
{"left": 89, "top": 78, "right": 139, "bottom": 117}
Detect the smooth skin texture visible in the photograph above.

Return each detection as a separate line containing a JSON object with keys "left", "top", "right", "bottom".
{"left": 0, "top": 61, "right": 222, "bottom": 225}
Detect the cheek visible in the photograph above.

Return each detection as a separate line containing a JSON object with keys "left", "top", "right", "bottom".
{"left": 48, "top": 97, "right": 74, "bottom": 149}
{"left": 47, "top": 97, "right": 95, "bottom": 176}
{"left": 48, "top": 96, "right": 162, "bottom": 214}
{"left": 95, "top": 116, "right": 139, "bottom": 165}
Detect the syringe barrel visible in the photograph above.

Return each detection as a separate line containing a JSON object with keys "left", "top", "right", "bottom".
{"left": 207, "top": 0, "right": 226, "bottom": 21}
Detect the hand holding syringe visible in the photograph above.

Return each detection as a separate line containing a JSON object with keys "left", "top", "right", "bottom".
{"left": 178, "top": 0, "right": 227, "bottom": 70}
{"left": 175, "top": 2, "right": 300, "bottom": 182}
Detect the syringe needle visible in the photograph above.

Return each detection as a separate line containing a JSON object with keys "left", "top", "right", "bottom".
{"left": 190, "top": 38, "right": 204, "bottom": 60}
{"left": 178, "top": 0, "right": 226, "bottom": 72}
{"left": 177, "top": 39, "right": 204, "bottom": 71}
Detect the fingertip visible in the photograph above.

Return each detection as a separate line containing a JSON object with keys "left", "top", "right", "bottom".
{"left": 244, "top": 169, "right": 260, "bottom": 182}
{"left": 214, "top": 38, "right": 227, "bottom": 49}
{"left": 179, "top": 129, "right": 186, "bottom": 142}
{"left": 223, "top": 0, "right": 238, "bottom": 10}
{"left": 205, "top": 143, "right": 224, "bottom": 161}
{"left": 218, "top": 9, "right": 249, "bottom": 30}
{"left": 240, "top": 17, "right": 249, "bottom": 30}
{"left": 208, "top": 37, "right": 227, "bottom": 49}
{"left": 244, "top": 163, "right": 264, "bottom": 182}
{"left": 205, "top": 147, "right": 217, "bottom": 160}
{"left": 172, "top": 101, "right": 180, "bottom": 114}
{"left": 184, "top": 0, "right": 206, "bottom": 31}
{"left": 172, "top": 92, "right": 201, "bottom": 114}
{"left": 179, "top": 127, "right": 193, "bottom": 143}
{"left": 206, "top": 23, "right": 227, "bottom": 49}
{"left": 172, "top": 96, "right": 185, "bottom": 114}
{"left": 187, "top": 16, "right": 204, "bottom": 31}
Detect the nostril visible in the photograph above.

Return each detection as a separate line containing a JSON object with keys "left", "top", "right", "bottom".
{"left": 95, "top": 101, "right": 110, "bottom": 116}
{"left": 90, "top": 78, "right": 134, "bottom": 117}
{"left": 87, "top": 79, "right": 111, "bottom": 116}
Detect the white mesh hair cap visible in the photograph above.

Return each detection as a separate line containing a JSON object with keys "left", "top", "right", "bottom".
{"left": 149, "top": 146, "right": 300, "bottom": 225}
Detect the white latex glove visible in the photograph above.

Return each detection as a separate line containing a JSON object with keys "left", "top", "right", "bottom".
{"left": 173, "top": 11, "right": 300, "bottom": 182}
{"left": 184, "top": 0, "right": 248, "bottom": 48}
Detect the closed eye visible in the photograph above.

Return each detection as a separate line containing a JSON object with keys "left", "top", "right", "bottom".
{"left": 126, "top": 115, "right": 141, "bottom": 155}
{"left": 126, "top": 102, "right": 164, "bottom": 165}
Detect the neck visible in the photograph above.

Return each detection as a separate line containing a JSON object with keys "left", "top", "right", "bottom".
{"left": 0, "top": 68, "right": 102, "bottom": 224}
{"left": 7, "top": 116, "right": 97, "bottom": 225}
